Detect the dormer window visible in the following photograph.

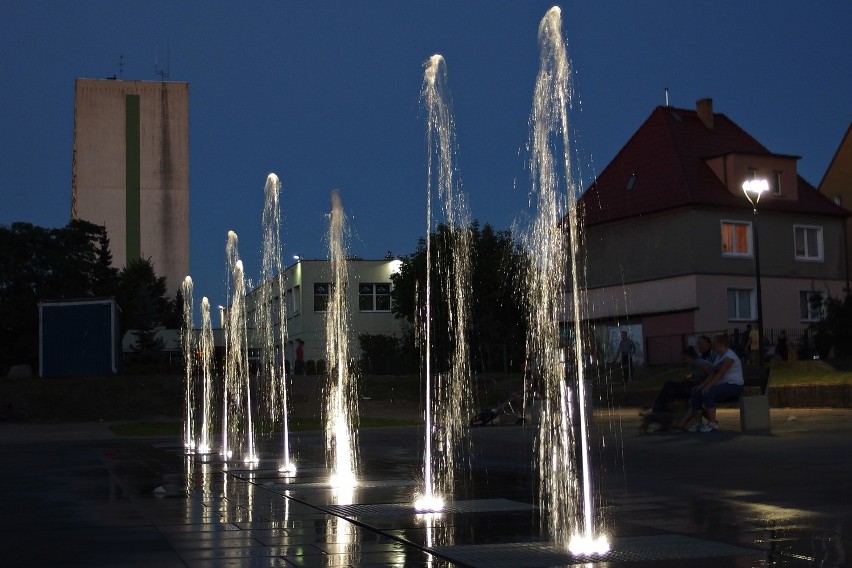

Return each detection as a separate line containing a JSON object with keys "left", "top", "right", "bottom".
{"left": 771, "top": 171, "right": 782, "bottom": 196}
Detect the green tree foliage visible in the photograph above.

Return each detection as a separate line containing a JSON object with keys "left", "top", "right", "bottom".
{"left": 0, "top": 220, "right": 118, "bottom": 373}
{"left": 390, "top": 222, "right": 528, "bottom": 373}
{"left": 115, "top": 258, "right": 176, "bottom": 365}
{"left": 115, "top": 258, "right": 171, "bottom": 332}
{"left": 810, "top": 291, "right": 852, "bottom": 359}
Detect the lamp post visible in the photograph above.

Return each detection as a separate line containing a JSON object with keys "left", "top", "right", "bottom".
{"left": 742, "top": 178, "right": 769, "bottom": 367}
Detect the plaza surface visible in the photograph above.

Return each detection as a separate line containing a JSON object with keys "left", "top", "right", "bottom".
{"left": 1, "top": 407, "right": 850, "bottom": 567}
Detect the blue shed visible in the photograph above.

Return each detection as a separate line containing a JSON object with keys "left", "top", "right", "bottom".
{"left": 39, "top": 299, "right": 122, "bottom": 377}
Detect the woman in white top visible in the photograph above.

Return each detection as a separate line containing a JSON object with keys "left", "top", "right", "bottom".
{"left": 678, "top": 334, "right": 744, "bottom": 432}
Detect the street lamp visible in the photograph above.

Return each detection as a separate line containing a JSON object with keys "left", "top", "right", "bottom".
{"left": 742, "top": 178, "right": 770, "bottom": 367}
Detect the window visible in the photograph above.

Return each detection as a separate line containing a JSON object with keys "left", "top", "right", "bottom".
{"left": 771, "top": 170, "right": 782, "bottom": 196}
{"left": 313, "top": 283, "right": 330, "bottom": 312}
{"left": 800, "top": 291, "right": 824, "bottom": 322}
{"left": 359, "top": 283, "right": 391, "bottom": 312}
{"left": 727, "top": 288, "right": 755, "bottom": 321}
{"left": 747, "top": 167, "right": 758, "bottom": 179}
{"left": 794, "top": 225, "right": 823, "bottom": 261}
{"left": 286, "top": 286, "right": 301, "bottom": 316}
{"left": 721, "top": 221, "right": 752, "bottom": 256}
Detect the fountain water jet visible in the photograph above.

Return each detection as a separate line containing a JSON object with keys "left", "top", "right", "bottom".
{"left": 257, "top": 173, "right": 294, "bottom": 473}
{"left": 181, "top": 276, "right": 195, "bottom": 450}
{"left": 325, "top": 190, "right": 359, "bottom": 489}
{"left": 526, "top": 6, "right": 608, "bottom": 555}
{"left": 197, "top": 297, "right": 215, "bottom": 454}
{"left": 222, "top": 235, "right": 259, "bottom": 464}
{"left": 415, "top": 54, "right": 473, "bottom": 512}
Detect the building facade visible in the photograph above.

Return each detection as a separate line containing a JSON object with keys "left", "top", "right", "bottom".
{"left": 71, "top": 78, "right": 190, "bottom": 293}
{"left": 243, "top": 258, "right": 404, "bottom": 367}
{"left": 576, "top": 100, "right": 849, "bottom": 364}
{"left": 818, "top": 120, "right": 852, "bottom": 282}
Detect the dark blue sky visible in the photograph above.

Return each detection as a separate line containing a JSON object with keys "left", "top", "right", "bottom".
{"left": 2, "top": 1, "right": 850, "bottom": 309}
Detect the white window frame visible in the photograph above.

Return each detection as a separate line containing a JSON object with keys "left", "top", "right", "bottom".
{"left": 771, "top": 170, "right": 782, "bottom": 196}
{"left": 727, "top": 287, "right": 755, "bottom": 321}
{"left": 799, "top": 290, "right": 825, "bottom": 322}
{"left": 720, "top": 220, "right": 753, "bottom": 257}
{"left": 313, "top": 283, "right": 330, "bottom": 313}
{"left": 358, "top": 283, "right": 392, "bottom": 312}
{"left": 285, "top": 286, "right": 301, "bottom": 317}
{"left": 793, "top": 225, "right": 823, "bottom": 262}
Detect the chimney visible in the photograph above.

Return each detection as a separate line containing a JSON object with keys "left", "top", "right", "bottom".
{"left": 696, "top": 98, "right": 714, "bottom": 129}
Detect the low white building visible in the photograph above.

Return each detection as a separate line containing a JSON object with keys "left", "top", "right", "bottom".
{"left": 244, "top": 258, "right": 404, "bottom": 367}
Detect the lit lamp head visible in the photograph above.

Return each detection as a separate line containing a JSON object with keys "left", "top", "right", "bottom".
{"left": 742, "top": 178, "right": 770, "bottom": 207}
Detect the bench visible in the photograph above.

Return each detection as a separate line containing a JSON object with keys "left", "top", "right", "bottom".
{"left": 734, "top": 366, "right": 771, "bottom": 432}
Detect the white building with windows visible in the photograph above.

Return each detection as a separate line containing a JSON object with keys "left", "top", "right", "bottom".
{"left": 243, "top": 258, "right": 404, "bottom": 366}
{"left": 576, "top": 99, "right": 849, "bottom": 364}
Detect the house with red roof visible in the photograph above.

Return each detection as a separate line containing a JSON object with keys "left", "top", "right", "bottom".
{"left": 818, "top": 120, "right": 852, "bottom": 279}
{"left": 577, "top": 99, "right": 849, "bottom": 365}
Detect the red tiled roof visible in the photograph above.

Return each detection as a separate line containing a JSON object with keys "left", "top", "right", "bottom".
{"left": 580, "top": 106, "right": 848, "bottom": 225}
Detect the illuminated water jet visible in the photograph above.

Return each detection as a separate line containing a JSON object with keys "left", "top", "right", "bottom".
{"left": 181, "top": 275, "right": 195, "bottom": 450}
{"left": 525, "top": 5, "right": 608, "bottom": 554}
{"left": 417, "top": 53, "right": 474, "bottom": 513}
{"left": 257, "top": 173, "right": 294, "bottom": 473}
{"left": 196, "top": 296, "right": 215, "bottom": 454}
{"left": 324, "top": 190, "right": 359, "bottom": 490}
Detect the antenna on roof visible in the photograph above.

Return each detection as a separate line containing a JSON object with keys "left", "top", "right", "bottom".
{"left": 155, "top": 40, "right": 170, "bottom": 81}
{"left": 118, "top": 54, "right": 124, "bottom": 79}
{"left": 664, "top": 88, "right": 670, "bottom": 107}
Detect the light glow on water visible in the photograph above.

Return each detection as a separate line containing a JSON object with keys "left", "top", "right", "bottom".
{"left": 414, "top": 492, "right": 445, "bottom": 513}
{"left": 569, "top": 533, "right": 611, "bottom": 556}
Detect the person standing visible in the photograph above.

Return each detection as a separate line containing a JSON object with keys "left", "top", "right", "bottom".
{"left": 613, "top": 331, "right": 636, "bottom": 383}
{"left": 294, "top": 339, "right": 305, "bottom": 375}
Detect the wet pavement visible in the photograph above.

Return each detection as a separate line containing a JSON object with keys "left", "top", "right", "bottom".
{"left": 1, "top": 407, "right": 850, "bottom": 567}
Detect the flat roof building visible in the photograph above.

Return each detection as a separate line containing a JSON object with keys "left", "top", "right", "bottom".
{"left": 71, "top": 78, "right": 190, "bottom": 293}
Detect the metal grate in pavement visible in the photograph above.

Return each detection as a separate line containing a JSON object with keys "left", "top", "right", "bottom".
{"left": 325, "top": 498, "right": 535, "bottom": 518}
{"left": 433, "top": 535, "right": 761, "bottom": 566}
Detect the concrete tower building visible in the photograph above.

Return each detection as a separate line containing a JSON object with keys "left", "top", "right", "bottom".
{"left": 71, "top": 78, "right": 189, "bottom": 293}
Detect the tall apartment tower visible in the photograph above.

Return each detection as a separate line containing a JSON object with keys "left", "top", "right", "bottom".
{"left": 71, "top": 78, "right": 190, "bottom": 293}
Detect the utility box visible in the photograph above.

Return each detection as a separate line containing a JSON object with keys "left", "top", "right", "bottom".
{"left": 39, "top": 299, "right": 122, "bottom": 377}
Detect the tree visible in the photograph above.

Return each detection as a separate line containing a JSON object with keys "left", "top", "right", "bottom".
{"left": 115, "top": 258, "right": 174, "bottom": 365}
{"left": 390, "top": 221, "right": 528, "bottom": 373}
{"left": 0, "top": 220, "right": 118, "bottom": 373}
{"left": 810, "top": 291, "right": 852, "bottom": 359}
{"left": 115, "top": 258, "right": 171, "bottom": 333}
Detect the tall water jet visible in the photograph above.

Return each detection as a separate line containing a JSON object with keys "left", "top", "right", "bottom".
{"left": 222, "top": 232, "right": 258, "bottom": 464}
{"left": 416, "top": 54, "right": 473, "bottom": 511}
{"left": 181, "top": 275, "right": 195, "bottom": 450}
{"left": 197, "top": 297, "right": 215, "bottom": 454}
{"left": 222, "top": 231, "right": 240, "bottom": 459}
{"left": 257, "top": 173, "right": 293, "bottom": 473}
{"left": 325, "top": 190, "right": 359, "bottom": 488}
{"left": 526, "top": 6, "right": 608, "bottom": 555}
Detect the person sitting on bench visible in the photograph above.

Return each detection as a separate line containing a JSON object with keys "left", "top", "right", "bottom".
{"left": 641, "top": 335, "right": 717, "bottom": 416}
{"left": 678, "top": 334, "right": 744, "bottom": 432}
{"left": 641, "top": 344, "right": 715, "bottom": 416}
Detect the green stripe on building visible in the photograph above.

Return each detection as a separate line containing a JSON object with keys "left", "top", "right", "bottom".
{"left": 125, "top": 94, "right": 141, "bottom": 262}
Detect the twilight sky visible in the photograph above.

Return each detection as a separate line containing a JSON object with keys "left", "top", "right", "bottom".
{"left": 1, "top": 1, "right": 850, "bottom": 310}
